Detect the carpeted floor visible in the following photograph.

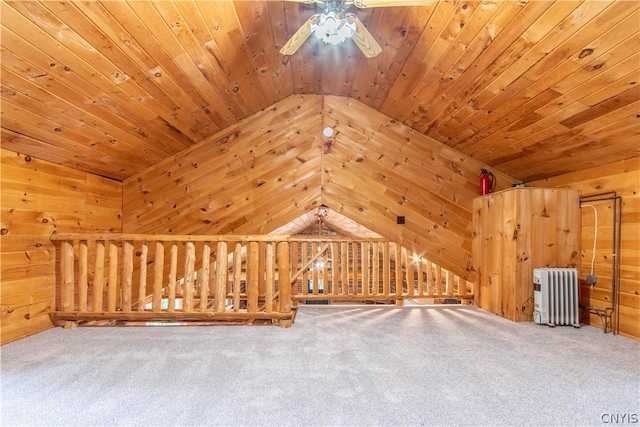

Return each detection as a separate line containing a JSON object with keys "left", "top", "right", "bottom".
{"left": 1, "top": 305, "right": 639, "bottom": 426}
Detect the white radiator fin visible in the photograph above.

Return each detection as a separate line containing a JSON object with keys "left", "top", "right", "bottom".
{"left": 533, "top": 268, "right": 580, "bottom": 327}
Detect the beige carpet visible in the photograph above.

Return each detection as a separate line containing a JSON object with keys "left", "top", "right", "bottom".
{"left": 2, "top": 305, "right": 639, "bottom": 426}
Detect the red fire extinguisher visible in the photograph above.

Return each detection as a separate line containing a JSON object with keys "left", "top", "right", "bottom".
{"left": 479, "top": 169, "right": 496, "bottom": 195}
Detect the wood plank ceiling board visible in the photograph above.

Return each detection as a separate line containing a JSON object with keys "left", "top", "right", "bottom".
{"left": 0, "top": 0, "right": 637, "bottom": 183}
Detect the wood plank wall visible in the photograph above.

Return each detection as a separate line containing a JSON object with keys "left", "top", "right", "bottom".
{"left": 123, "top": 94, "right": 515, "bottom": 280}
{"left": 123, "top": 94, "right": 324, "bottom": 235}
{"left": 322, "top": 96, "right": 514, "bottom": 279}
{"left": 472, "top": 188, "right": 581, "bottom": 322}
{"left": 529, "top": 158, "right": 639, "bottom": 340}
{"left": 1, "top": 149, "right": 122, "bottom": 344}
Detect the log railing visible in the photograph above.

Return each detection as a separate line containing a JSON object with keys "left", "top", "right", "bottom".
{"left": 288, "top": 239, "right": 474, "bottom": 304}
{"left": 50, "top": 234, "right": 474, "bottom": 328}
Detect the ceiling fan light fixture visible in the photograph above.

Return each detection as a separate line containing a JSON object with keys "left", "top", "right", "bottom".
{"left": 311, "top": 12, "right": 356, "bottom": 45}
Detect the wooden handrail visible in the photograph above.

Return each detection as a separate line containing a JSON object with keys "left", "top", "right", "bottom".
{"left": 50, "top": 233, "right": 388, "bottom": 242}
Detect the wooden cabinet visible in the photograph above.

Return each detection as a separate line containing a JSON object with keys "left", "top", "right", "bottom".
{"left": 472, "top": 188, "right": 581, "bottom": 321}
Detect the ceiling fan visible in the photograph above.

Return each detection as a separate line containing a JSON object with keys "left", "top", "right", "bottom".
{"left": 280, "top": 0, "right": 433, "bottom": 58}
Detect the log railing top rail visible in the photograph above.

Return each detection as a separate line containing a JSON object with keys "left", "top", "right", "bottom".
{"left": 50, "top": 233, "right": 389, "bottom": 243}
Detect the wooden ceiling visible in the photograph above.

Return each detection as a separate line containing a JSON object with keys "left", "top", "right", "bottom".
{"left": 1, "top": 0, "right": 639, "bottom": 183}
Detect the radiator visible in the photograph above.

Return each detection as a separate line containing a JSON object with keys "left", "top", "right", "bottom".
{"left": 533, "top": 268, "right": 580, "bottom": 327}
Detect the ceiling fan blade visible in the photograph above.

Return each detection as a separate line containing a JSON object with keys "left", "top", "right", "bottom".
{"left": 353, "top": 0, "right": 433, "bottom": 7}
{"left": 347, "top": 14, "right": 382, "bottom": 58}
{"left": 280, "top": 14, "right": 320, "bottom": 56}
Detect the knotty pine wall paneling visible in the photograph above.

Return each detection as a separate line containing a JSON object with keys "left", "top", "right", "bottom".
{"left": 529, "top": 158, "right": 639, "bottom": 340}
{"left": 1, "top": 149, "right": 122, "bottom": 345}
{"left": 472, "top": 188, "right": 581, "bottom": 322}
{"left": 123, "top": 95, "right": 324, "bottom": 235}
{"left": 123, "top": 95, "right": 515, "bottom": 278}
{"left": 321, "top": 96, "right": 516, "bottom": 280}
{"left": 123, "top": 95, "right": 516, "bottom": 282}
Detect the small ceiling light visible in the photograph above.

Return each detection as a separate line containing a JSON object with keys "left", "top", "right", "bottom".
{"left": 311, "top": 12, "right": 356, "bottom": 45}
{"left": 323, "top": 126, "right": 334, "bottom": 137}
{"left": 316, "top": 204, "right": 329, "bottom": 219}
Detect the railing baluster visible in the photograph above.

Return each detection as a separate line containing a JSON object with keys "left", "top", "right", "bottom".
{"left": 258, "top": 241, "right": 266, "bottom": 299}
{"left": 395, "top": 244, "right": 402, "bottom": 298}
{"left": 351, "top": 242, "right": 358, "bottom": 295}
{"left": 265, "top": 242, "right": 274, "bottom": 313}
{"left": 290, "top": 242, "right": 299, "bottom": 304}
{"left": 406, "top": 250, "right": 414, "bottom": 297}
{"left": 321, "top": 245, "right": 329, "bottom": 296}
{"left": 362, "top": 242, "right": 369, "bottom": 297}
{"left": 247, "top": 241, "right": 259, "bottom": 313}
{"left": 445, "top": 269, "right": 453, "bottom": 295}
{"left": 78, "top": 240, "right": 88, "bottom": 312}
{"left": 61, "top": 240, "right": 75, "bottom": 313}
{"left": 331, "top": 242, "right": 338, "bottom": 296}
{"left": 93, "top": 240, "right": 105, "bottom": 312}
{"left": 168, "top": 242, "right": 178, "bottom": 312}
{"left": 278, "top": 242, "right": 292, "bottom": 328}
{"left": 121, "top": 240, "right": 134, "bottom": 312}
{"left": 215, "top": 241, "right": 228, "bottom": 312}
{"left": 417, "top": 257, "right": 424, "bottom": 297}
{"left": 137, "top": 241, "right": 148, "bottom": 311}
{"left": 153, "top": 241, "right": 164, "bottom": 312}
{"left": 233, "top": 242, "right": 242, "bottom": 312}
{"left": 340, "top": 242, "right": 348, "bottom": 296}
{"left": 372, "top": 242, "right": 379, "bottom": 296}
{"left": 383, "top": 242, "right": 390, "bottom": 297}
{"left": 426, "top": 260, "right": 433, "bottom": 296}
{"left": 312, "top": 242, "right": 319, "bottom": 295}
{"left": 200, "top": 243, "right": 211, "bottom": 312}
{"left": 300, "top": 242, "right": 311, "bottom": 295}
{"left": 107, "top": 240, "right": 118, "bottom": 312}
{"left": 183, "top": 242, "right": 196, "bottom": 312}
